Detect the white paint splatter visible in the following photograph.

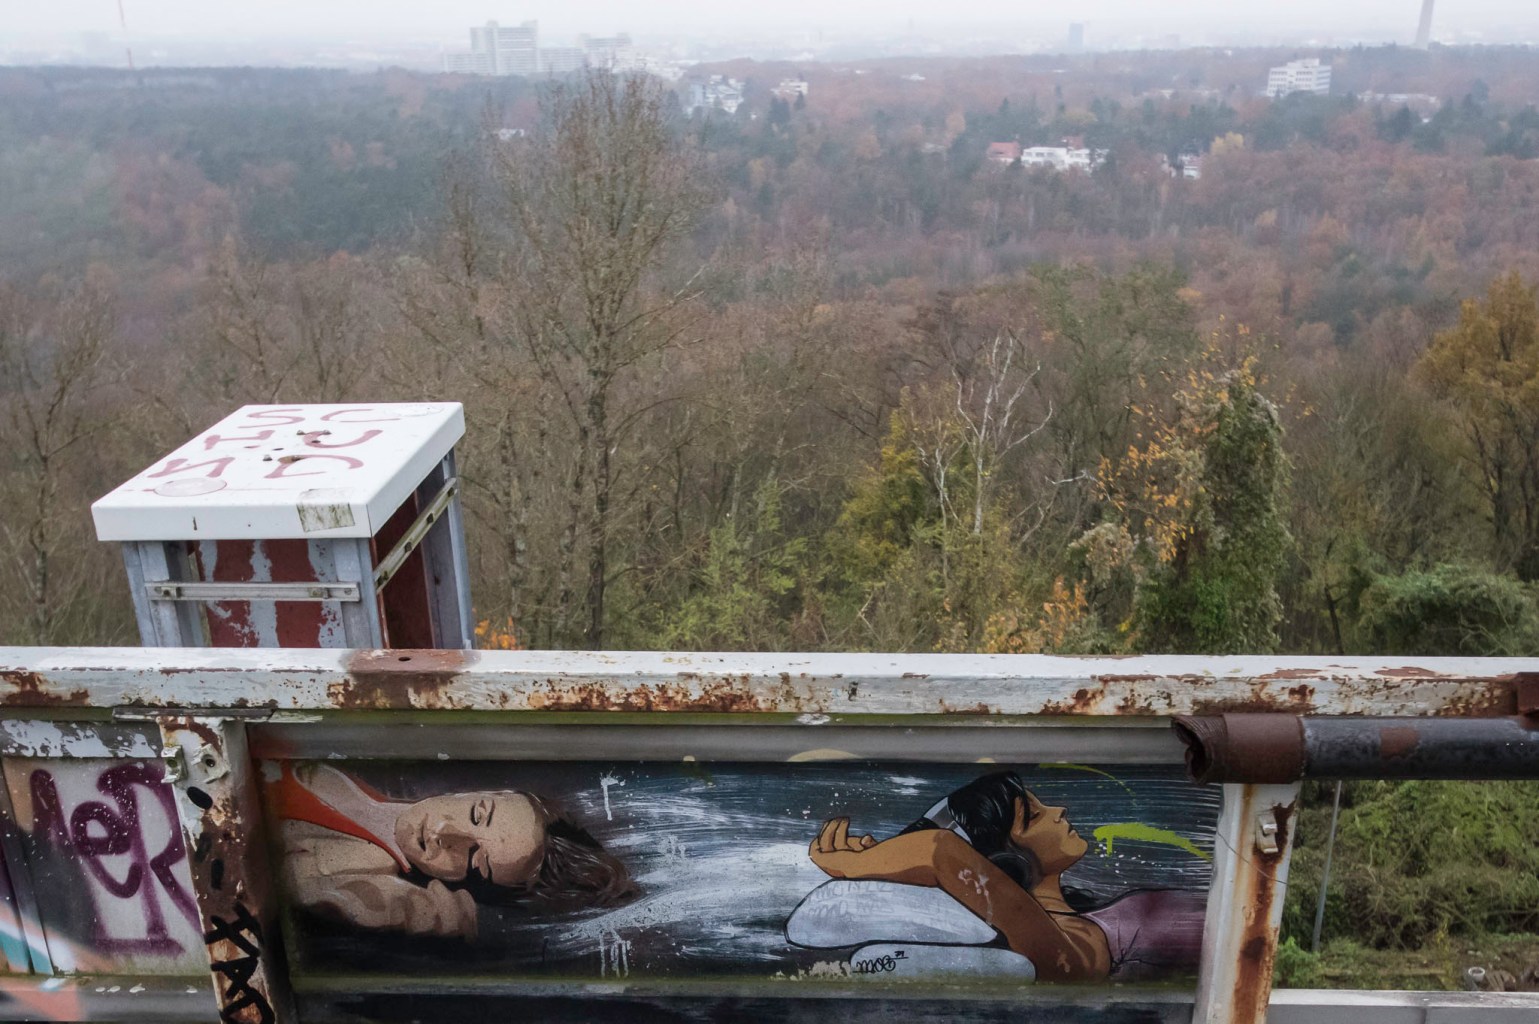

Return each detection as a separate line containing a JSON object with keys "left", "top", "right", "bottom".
{"left": 598, "top": 928, "right": 631, "bottom": 977}
{"left": 796, "top": 713, "right": 831, "bottom": 725}
{"left": 660, "top": 834, "right": 689, "bottom": 865}
{"left": 600, "top": 773, "right": 624, "bottom": 821}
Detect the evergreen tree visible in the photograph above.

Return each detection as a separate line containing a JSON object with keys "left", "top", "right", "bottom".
{"left": 1134, "top": 372, "right": 1290, "bottom": 652}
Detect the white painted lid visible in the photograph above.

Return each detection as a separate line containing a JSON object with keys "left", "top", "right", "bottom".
{"left": 91, "top": 403, "right": 464, "bottom": 541}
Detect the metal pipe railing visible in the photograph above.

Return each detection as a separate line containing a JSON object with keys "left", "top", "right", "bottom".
{"left": 1174, "top": 713, "right": 1539, "bottom": 783}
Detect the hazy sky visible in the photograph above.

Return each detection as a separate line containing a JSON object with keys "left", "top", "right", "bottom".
{"left": 9, "top": 0, "right": 1538, "bottom": 40}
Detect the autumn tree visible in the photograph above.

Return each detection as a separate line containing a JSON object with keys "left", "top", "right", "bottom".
{"left": 0, "top": 274, "right": 119, "bottom": 643}
{"left": 830, "top": 326, "right": 1054, "bottom": 652}
{"left": 1417, "top": 272, "right": 1539, "bottom": 579}
{"left": 494, "top": 70, "right": 707, "bottom": 648}
{"left": 1092, "top": 354, "right": 1292, "bottom": 654}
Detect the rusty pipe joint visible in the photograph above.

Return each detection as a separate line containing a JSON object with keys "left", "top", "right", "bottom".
{"left": 1173, "top": 714, "right": 1539, "bottom": 784}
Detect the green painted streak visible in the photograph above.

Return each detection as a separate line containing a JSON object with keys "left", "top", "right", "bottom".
{"left": 1037, "top": 762, "right": 1134, "bottom": 794}
{"left": 1093, "top": 822, "right": 1212, "bottom": 862}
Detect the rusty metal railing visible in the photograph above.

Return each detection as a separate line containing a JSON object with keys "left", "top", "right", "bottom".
{"left": 0, "top": 648, "right": 1535, "bottom": 1024}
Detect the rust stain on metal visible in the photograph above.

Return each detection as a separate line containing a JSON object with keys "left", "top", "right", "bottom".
{"left": 1431, "top": 679, "right": 1518, "bottom": 718}
{"left": 1230, "top": 797, "right": 1294, "bottom": 1022}
{"left": 162, "top": 715, "right": 224, "bottom": 751}
{"left": 0, "top": 669, "right": 90, "bottom": 707}
{"left": 1189, "top": 677, "right": 1321, "bottom": 716}
{"left": 336, "top": 648, "right": 474, "bottom": 709}
{"left": 1256, "top": 668, "right": 1321, "bottom": 680}
{"left": 1038, "top": 683, "right": 1112, "bottom": 715}
{"left": 935, "top": 700, "right": 996, "bottom": 715}
{"left": 524, "top": 678, "right": 782, "bottom": 713}
{"left": 1379, "top": 725, "right": 1420, "bottom": 760}
{"left": 1517, "top": 674, "right": 1539, "bottom": 718}
{"left": 1375, "top": 666, "right": 1437, "bottom": 678}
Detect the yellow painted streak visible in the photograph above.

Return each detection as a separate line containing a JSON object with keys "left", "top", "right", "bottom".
{"left": 787, "top": 748, "right": 859, "bottom": 762}
{"left": 1093, "top": 822, "right": 1212, "bottom": 862}
{"left": 1037, "top": 762, "right": 1135, "bottom": 794}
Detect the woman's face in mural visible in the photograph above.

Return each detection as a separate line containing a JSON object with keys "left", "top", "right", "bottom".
{"left": 1010, "top": 791, "right": 1088, "bottom": 876}
{"left": 393, "top": 790, "right": 546, "bottom": 887}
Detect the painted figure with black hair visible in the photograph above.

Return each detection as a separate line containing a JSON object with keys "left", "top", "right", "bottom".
{"left": 806, "top": 771, "right": 1204, "bottom": 982}
{"left": 269, "top": 764, "right": 634, "bottom": 939}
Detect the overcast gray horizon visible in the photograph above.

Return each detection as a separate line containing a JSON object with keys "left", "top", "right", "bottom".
{"left": 8, "top": 0, "right": 1539, "bottom": 42}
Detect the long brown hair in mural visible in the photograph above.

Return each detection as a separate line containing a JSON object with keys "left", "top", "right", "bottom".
{"left": 267, "top": 763, "right": 634, "bottom": 938}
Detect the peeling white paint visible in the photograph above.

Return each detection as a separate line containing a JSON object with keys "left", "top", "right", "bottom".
{"left": 0, "top": 721, "right": 157, "bottom": 759}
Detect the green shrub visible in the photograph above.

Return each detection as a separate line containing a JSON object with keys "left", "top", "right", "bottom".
{"left": 1352, "top": 564, "right": 1539, "bottom": 656}
{"left": 1272, "top": 936, "right": 1322, "bottom": 988}
{"left": 1284, "top": 780, "right": 1539, "bottom": 950}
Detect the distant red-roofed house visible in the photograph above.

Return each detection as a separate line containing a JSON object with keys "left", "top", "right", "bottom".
{"left": 987, "top": 141, "right": 1022, "bottom": 163}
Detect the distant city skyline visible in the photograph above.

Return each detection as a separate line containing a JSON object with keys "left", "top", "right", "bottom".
{"left": 7, "top": 0, "right": 1538, "bottom": 73}
{"left": 9, "top": 0, "right": 1537, "bottom": 40}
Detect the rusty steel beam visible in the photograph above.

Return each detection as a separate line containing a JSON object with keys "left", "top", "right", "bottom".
{"left": 1192, "top": 782, "right": 1300, "bottom": 1024}
{"left": 0, "top": 649, "right": 1531, "bottom": 717}
{"left": 159, "top": 717, "right": 294, "bottom": 1024}
{"left": 1174, "top": 714, "right": 1539, "bottom": 782}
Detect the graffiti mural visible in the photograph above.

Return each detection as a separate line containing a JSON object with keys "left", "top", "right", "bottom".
{"left": 1, "top": 758, "right": 205, "bottom": 974}
{"left": 268, "top": 761, "right": 1220, "bottom": 984}
{"left": 266, "top": 762, "right": 633, "bottom": 940}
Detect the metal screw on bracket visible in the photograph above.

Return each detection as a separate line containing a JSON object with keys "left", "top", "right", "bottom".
{"left": 161, "top": 744, "right": 187, "bottom": 784}
{"left": 1255, "top": 810, "right": 1280, "bottom": 854}
{"left": 193, "top": 743, "right": 229, "bottom": 783}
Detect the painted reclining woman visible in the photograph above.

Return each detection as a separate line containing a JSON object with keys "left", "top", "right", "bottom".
{"left": 804, "top": 771, "right": 1205, "bottom": 982}
{"left": 268, "top": 763, "right": 635, "bottom": 939}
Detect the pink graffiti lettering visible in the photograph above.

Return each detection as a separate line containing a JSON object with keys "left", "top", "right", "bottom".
{"left": 241, "top": 409, "right": 307, "bottom": 425}
{"left": 30, "top": 765, "right": 199, "bottom": 955}
{"left": 263, "top": 455, "right": 365, "bottom": 479}
{"left": 146, "top": 457, "right": 236, "bottom": 479}
{"left": 319, "top": 408, "right": 396, "bottom": 424}
{"left": 301, "top": 429, "right": 383, "bottom": 449}
{"left": 202, "top": 430, "right": 276, "bottom": 451}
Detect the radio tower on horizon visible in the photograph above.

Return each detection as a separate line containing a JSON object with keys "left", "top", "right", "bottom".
{"left": 1413, "top": 0, "right": 1434, "bottom": 50}
{"left": 118, "top": 0, "right": 135, "bottom": 69}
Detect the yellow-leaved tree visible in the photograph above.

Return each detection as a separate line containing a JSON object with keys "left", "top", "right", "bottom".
{"left": 1417, "top": 272, "right": 1539, "bottom": 579}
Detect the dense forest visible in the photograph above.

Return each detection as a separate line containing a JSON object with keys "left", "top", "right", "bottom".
{"left": 3, "top": 46, "right": 1539, "bottom": 985}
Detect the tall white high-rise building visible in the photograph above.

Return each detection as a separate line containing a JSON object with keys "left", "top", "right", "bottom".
{"left": 444, "top": 21, "right": 539, "bottom": 77}
{"left": 492, "top": 21, "right": 539, "bottom": 76}
{"left": 580, "top": 33, "right": 633, "bottom": 69}
{"left": 1266, "top": 58, "right": 1332, "bottom": 99}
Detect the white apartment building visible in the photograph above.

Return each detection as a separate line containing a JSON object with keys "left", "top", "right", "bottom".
{"left": 443, "top": 50, "right": 495, "bottom": 75}
{"left": 541, "top": 47, "right": 586, "bottom": 75}
{"left": 1019, "top": 146, "right": 1106, "bottom": 171}
{"left": 581, "top": 33, "right": 634, "bottom": 69}
{"left": 687, "top": 76, "right": 744, "bottom": 117}
{"left": 444, "top": 21, "right": 539, "bottom": 76}
{"left": 1266, "top": 58, "right": 1331, "bottom": 99}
